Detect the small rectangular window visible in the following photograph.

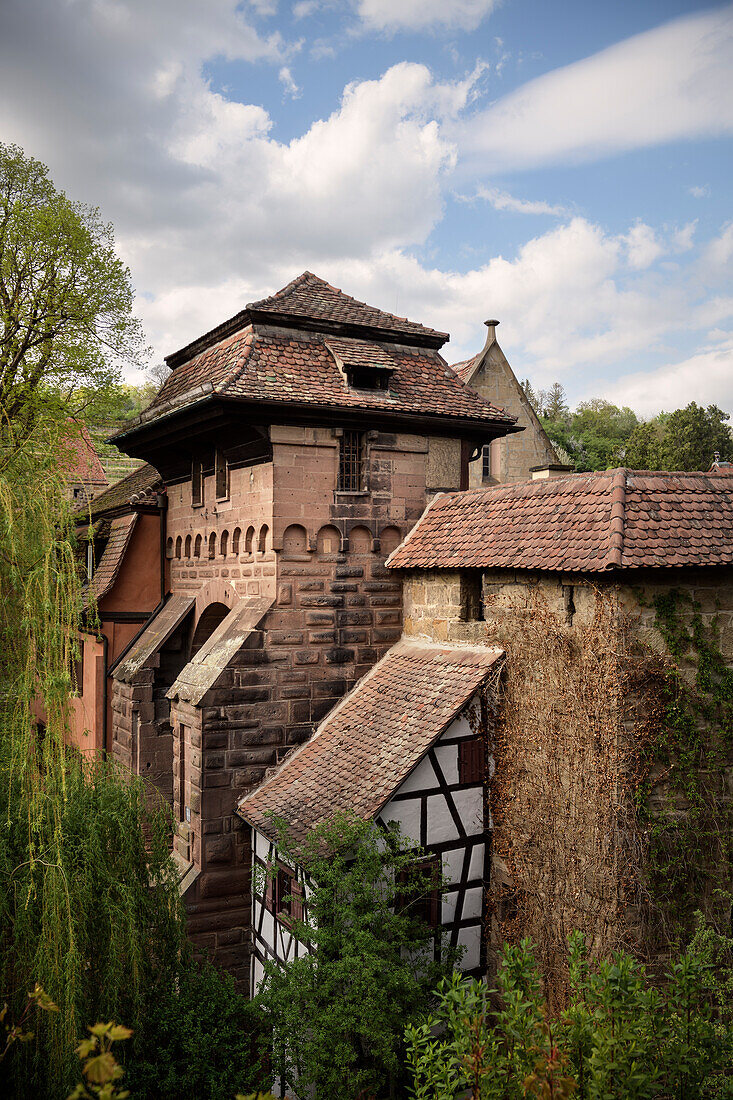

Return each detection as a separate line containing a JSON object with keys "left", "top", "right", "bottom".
{"left": 191, "top": 460, "right": 203, "bottom": 507}
{"left": 482, "top": 440, "right": 501, "bottom": 482}
{"left": 458, "top": 738, "right": 484, "bottom": 784}
{"left": 396, "top": 854, "right": 441, "bottom": 929}
{"left": 178, "top": 725, "right": 187, "bottom": 823}
{"left": 338, "top": 430, "right": 363, "bottom": 492}
{"left": 460, "top": 572, "right": 484, "bottom": 622}
{"left": 215, "top": 449, "right": 228, "bottom": 500}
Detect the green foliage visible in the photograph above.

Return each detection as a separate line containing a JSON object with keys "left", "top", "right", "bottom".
{"left": 125, "top": 954, "right": 270, "bottom": 1100}
{"left": 539, "top": 397, "right": 640, "bottom": 472}
{"left": 255, "top": 812, "right": 461, "bottom": 1100}
{"left": 633, "top": 590, "right": 733, "bottom": 941}
{"left": 0, "top": 142, "right": 146, "bottom": 437}
{"left": 68, "top": 1021, "right": 133, "bottom": 1100}
{"left": 0, "top": 404, "right": 188, "bottom": 1097}
{"left": 625, "top": 403, "right": 732, "bottom": 472}
{"left": 406, "top": 931, "right": 733, "bottom": 1100}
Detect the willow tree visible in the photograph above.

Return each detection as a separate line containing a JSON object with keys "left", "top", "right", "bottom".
{"left": 0, "top": 146, "right": 184, "bottom": 1097}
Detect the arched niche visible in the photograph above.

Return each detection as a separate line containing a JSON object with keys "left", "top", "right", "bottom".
{"left": 258, "top": 523, "right": 269, "bottom": 554}
{"left": 175, "top": 535, "right": 182, "bottom": 560}
{"left": 190, "top": 602, "right": 229, "bottom": 658}
{"left": 194, "top": 534, "right": 202, "bottom": 558}
{"left": 166, "top": 537, "right": 174, "bottom": 559}
{"left": 244, "top": 526, "right": 255, "bottom": 555}
{"left": 282, "top": 523, "right": 308, "bottom": 558}
{"left": 185, "top": 534, "right": 192, "bottom": 559}
{"left": 380, "top": 525, "right": 402, "bottom": 559}
{"left": 349, "top": 525, "right": 373, "bottom": 555}
{"left": 316, "top": 525, "right": 341, "bottom": 556}
{"left": 232, "top": 527, "right": 241, "bottom": 555}
{"left": 220, "top": 530, "right": 229, "bottom": 556}
{"left": 208, "top": 532, "right": 217, "bottom": 559}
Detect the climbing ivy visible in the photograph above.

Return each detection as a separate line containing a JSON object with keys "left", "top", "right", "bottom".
{"left": 633, "top": 589, "right": 733, "bottom": 947}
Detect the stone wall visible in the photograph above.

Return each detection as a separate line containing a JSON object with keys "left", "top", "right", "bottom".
{"left": 400, "top": 564, "right": 733, "bottom": 976}
{"left": 462, "top": 337, "right": 559, "bottom": 487}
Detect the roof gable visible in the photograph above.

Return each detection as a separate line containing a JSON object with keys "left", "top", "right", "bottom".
{"left": 387, "top": 469, "right": 733, "bottom": 573}
{"left": 236, "top": 639, "right": 503, "bottom": 847}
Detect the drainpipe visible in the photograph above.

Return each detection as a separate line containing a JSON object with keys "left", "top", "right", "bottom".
{"left": 101, "top": 631, "right": 109, "bottom": 758}
{"left": 159, "top": 492, "right": 168, "bottom": 602}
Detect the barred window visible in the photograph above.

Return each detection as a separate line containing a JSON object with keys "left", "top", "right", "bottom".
{"left": 338, "top": 430, "right": 363, "bottom": 492}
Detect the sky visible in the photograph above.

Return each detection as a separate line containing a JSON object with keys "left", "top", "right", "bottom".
{"left": 0, "top": 0, "right": 731, "bottom": 417}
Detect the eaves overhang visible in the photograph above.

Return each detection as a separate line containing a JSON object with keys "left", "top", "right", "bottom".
{"left": 110, "top": 392, "right": 523, "bottom": 460}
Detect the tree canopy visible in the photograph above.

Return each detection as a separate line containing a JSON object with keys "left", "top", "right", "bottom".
{"left": 524, "top": 380, "right": 732, "bottom": 473}
{"left": 0, "top": 142, "right": 145, "bottom": 436}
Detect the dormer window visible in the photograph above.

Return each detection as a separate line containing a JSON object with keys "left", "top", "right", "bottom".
{"left": 326, "top": 338, "right": 396, "bottom": 392}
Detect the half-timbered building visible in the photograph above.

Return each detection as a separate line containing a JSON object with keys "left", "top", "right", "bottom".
{"left": 237, "top": 639, "right": 503, "bottom": 994}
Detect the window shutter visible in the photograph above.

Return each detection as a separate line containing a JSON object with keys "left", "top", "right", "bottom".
{"left": 291, "top": 879, "right": 304, "bottom": 922}
{"left": 459, "top": 738, "right": 484, "bottom": 784}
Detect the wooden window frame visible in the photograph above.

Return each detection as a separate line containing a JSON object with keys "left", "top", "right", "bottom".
{"left": 458, "top": 737, "right": 484, "bottom": 784}
{"left": 267, "top": 860, "right": 304, "bottom": 927}
{"left": 215, "top": 449, "right": 229, "bottom": 501}
{"left": 396, "top": 853, "right": 441, "bottom": 929}
{"left": 338, "top": 429, "right": 364, "bottom": 492}
{"left": 191, "top": 459, "right": 203, "bottom": 508}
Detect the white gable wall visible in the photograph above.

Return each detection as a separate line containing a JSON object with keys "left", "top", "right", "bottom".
{"left": 248, "top": 692, "right": 490, "bottom": 994}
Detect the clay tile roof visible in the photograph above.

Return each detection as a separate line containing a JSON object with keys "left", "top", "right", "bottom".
{"left": 236, "top": 638, "right": 503, "bottom": 847}
{"left": 62, "top": 425, "right": 108, "bottom": 486}
{"left": 74, "top": 463, "right": 162, "bottom": 521}
{"left": 167, "top": 597, "right": 273, "bottom": 706}
{"left": 387, "top": 468, "right": 733, "bottom": 573}
{"left": 140, "top": 331, "right": 515, "bottom": 426}
{"left": 86, "top": 514, "right": 138, "bottom": 605}
{"left": 246, "top": 271, "right": 448, "bottom": 342}
{"left": 450, "top": 353, "right": 480, "bottom": 382}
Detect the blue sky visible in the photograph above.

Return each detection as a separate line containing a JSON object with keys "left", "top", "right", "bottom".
{"left": 0, "top": 0, "right": 731, "bottom": 416}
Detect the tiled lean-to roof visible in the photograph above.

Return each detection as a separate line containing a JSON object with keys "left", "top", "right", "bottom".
{"left": 236, "top": 639, "right": 503, "bottom": 847}
{"left": 74, "top": 463, "right": 162, "bottom": 521}
{"left": 86, "top": 514, "right": 138, "bottom": 604}
{"left": 387, "top": 469, "right": 733, "bottom": 573}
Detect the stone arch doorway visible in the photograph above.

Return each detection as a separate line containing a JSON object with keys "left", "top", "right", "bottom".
{"left": 190, "top": 602, "right": 230, "bottom": 658}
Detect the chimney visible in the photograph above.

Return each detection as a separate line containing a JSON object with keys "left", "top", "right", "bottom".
{"left": 483, "top": 319, "right": 500, "bottom": 349}
{"left": 529, "top": 463, "right": 576, "bottom": 481}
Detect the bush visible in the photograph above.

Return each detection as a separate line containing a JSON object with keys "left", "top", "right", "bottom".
{"left": 406, "top": 930, "right": 733, "bottom": 1099}
{"left": 125, "top": 954, "right": 270, "bottom": 1100}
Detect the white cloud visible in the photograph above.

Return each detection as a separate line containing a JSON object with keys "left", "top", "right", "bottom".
{"left": 688, "top": 184, "right": 711, "bottom": 198}
{"left": 278, "top": 65, "right": 301, "bottom": 98}
{"left": 354, "top": 0, "right": 499, "bottom": 33}
{"left": 703, "top": 222, "right": 733, "bottom": 272}
{"left": 471, "top": 186, "right": 567, "bottom": 216}
{"left": 623, "top": 222, "right": 663, "bottom": 270}
{"left": 597, "top": 333, "right": 733, "bottom": 418}
{"left": 460, "top": 6, "right": 733, "bottom": 171}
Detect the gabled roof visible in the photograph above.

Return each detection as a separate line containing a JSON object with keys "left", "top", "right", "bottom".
{"left": 450, "top": 353, "right": 480, "bottom": 383}
{"left": 85, "top": 514, "right": 138, "bottom": 605}
{"left": 74, "top": 463, "right": 162, "bottom": 521}
{"left": 62, "top": 425, "right": 108, "bottom": 486}
{"left": 387, "top": 469, "right": 733, "bottom": 573}
{"left": 236, "top": 639, "right": 503, "bottom": 847}
{"left": 167, "top": 597, "right": 273, "bottom": 706}
{"left": 132, "top": 330, "right": 517, "bottom": 429}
